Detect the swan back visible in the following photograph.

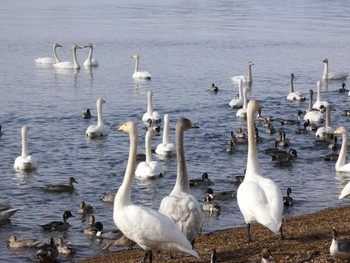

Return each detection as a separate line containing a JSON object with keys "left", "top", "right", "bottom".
{"left": 53, "top": 44, "right": 81, "bottom": 69}
{"left": 34, "top": 43, "right": 62, "bottom": 64}
{"left": 83, "top": 43, "right": 99, "bottom": 67}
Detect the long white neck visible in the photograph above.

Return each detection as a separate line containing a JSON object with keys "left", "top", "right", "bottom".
{"left": 316, "top": 81, "right": 322, "bottom": 102}
{"left": 325, "top": 106, "right": 331, "bottom": 128}
{"left": 173, "top": 119, "right": 190, "bottom": 193}
{"left": 323, "top": 62, "right": 328, "bottom": 79}
{"left": 115, "top": 123, "right": 138, "bottom": 207}
{"left": 147, "top": 91, "right": 153, "bottom": 114}
{"left": 53, "top": 45, "right": 60, "bottom": 63}
{"left": 97, "top": 99, "right": 104, "bottom": 126}
{"left": 247, "top": 63, "right": 252, "bottom": 82}
{"left": 336, "top": 131, "right": 348, "bottom": 170}
{"left": 163, "top": 114, "right": 170, "bottom": 145}
{"left": 21, "top": 126, "right": 29, "bottom": 157}
{"left": 145, "top": 128, "right": 153, "bottom": 163}
{"left": 238, "top": 80, "right": 243, "bottom": 99}
{"left": 246, "top": 101, "right": 261, "bottom": 175}
{"left": 290, "top": 74, "right": 294, "bottom": 93}
{"left": 242, "top": 87, "right": 248, "bottom": 109}
{"left": 308, "top": 90, "right": 313, "bottom": 112}
{"left": 87, "top": 46, "right": 93, "bottom": 63}
{"left": 134, "top": 56, "right": 140, "bottom": 73}
{"left": 73, "top": 47, "right": 80, "bottom": 68}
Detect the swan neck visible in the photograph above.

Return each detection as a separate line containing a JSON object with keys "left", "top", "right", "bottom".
{"left": 147, "top": 92, "right": 153, "bottom": 113}
{"left": 53, "top": 45, "right": 60, "bottom": 63}
{"left": 88, "top": 47, "right": 93, "bottom": 62}
{"left": 21, "top": 128, "right": 28, "bottom": 157}
{"left": 73, "top": 47, "right": 79, "bottom": 68}
{"left": 308, "top": 92, "right": 313, "bottom": 111}
{"left": 323, "top": 62, "right": 328, "bottom": 79}
{"left": 242, "top": 88, "right": 247, "bottom": 109}
{"left": 134, "top": 57, "right": 139, "bottom": 73}
{"left": 246, "top": 104, "right": 261, "bottom": 175}
{"left": 248, "top": 64, "right": 252, "bottom": 82}
{"left": 326, "top": 107, "right": 331, "bottom": 128}
{"left": 337, "top": 132, "right": 348, "bottom": 169}
{"left": 163, "top": 114, "right": 170, "bottom": 145}
{"left": 238, "top": 81, "right": 243, "bottom": 99}
{"left": 290, "top": 76, "right": 294, "bottom": 93}
{"left": 317, "top": 82, "right": 322, "bottom": 102}
{"left": 145, "top": 129, "right": 152, "bottom": 163}
{"left": 97, "top": 100, "right": 104, "bottom": 126}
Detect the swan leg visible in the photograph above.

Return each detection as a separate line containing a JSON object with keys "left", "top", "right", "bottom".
{"left": 279, "top": 226, "right": 285, "bottom": 240}
{"left": 246, "top": 223, "right": 252, "bottom": 242}
{"left": 140, "top": 250, "right": 153, "bottom": 263}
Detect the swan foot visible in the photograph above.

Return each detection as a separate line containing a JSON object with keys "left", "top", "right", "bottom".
{"left": 140, "top": 250, "right": 152, "bottom": 263}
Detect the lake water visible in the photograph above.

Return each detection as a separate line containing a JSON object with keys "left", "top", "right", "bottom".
{"left": 1, "top": 0, "right": 350, "bottom": 261}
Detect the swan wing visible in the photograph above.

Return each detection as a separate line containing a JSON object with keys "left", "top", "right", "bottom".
{"left": 328, "top": 72, "right": 348, "bottom": 80}
{"left": 34, "top": 57, "right": 55, "bottom": 64}
{"left": 229, "top": 98, "right": 243, "bottom": 108}
{"left": 231, "top": 75, "right": 248, "bottom": 83}
{"left": 133, "top": 71, "right": 151, "bottom": 79}
{"left": 339, "top": 181, "right": 350, "bottom": 199}
{"left": 135, "top": 161, "right": 163, "bottom": 179}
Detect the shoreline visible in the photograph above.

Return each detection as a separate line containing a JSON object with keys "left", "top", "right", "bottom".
{"left": 78, "top": 204, "right": 350, "bottom": 262}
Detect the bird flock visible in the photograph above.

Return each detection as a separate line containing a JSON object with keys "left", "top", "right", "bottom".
{"left": 2, "top": 43, "right": 350, "bottom": 262}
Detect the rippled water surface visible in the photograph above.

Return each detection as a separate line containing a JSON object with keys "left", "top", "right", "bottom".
{"left": 1, "top": 0, "right": 350, "bottom": 261}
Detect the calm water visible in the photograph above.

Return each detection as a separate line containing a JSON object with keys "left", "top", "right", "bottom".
{"left": 1, "top": 0, "right": 350, "bottom": 261}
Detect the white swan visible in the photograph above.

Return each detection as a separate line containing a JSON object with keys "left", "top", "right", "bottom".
{"left": 34, "top": 43, "right": 62, "bottom": 65}
{"left": 86, "top": 98, "right": 108, "bottom": 138}
{"left": 286, "top": 73, "right": 306, "bottom": 101}
{"left": 142, "top": 90, "right": 162, "bottom": 127}
{"left": 131, "top": 54, "right": 151, "bottom": 80}
{"left": 135, "top": 126, "right": 164, "bottom": 179}
{"left": 231, "top": 61, "right": 254, "bottom": 84}
{"left": 236, "top": 86, "right": 248, "bottom": 118}
{"left": 313, "top": 80, "right": 330, "bottom": 110}
{"left": 339, "top": 181, "right": 350, "bottom": 199}
{"left": 155, "top": 114, "right": 175, "bottom": 158}
{"left": 229, "top": 79, "right": 244, "bottom": 108}
{"left": 14, "top": 126, "right": 38, "bottom": 172}
{"left": 322, "top": 58, "right": 348, "bottom": 80}
{"left": 83, "top": 43, "right": 99, "bottom": 67}
{"left": 114, "top": 121, "right": 199, "bottom": 262}
{"left": 315, "top": 106, "right": 333, "bottom": 139}
{"left": 237, "top": 99, "right": 284, "bottom": 242}
{"left": 303, "top": 90, "right": 324, "bottom": 123}
{"left": 159, "top": 118, "right": 203, "bottom": 246}
{"left": 333, "top": 127, "right": 350, "bottom": 172}
{"left": 53, "top": 44, "right": 82, "bottom": 69}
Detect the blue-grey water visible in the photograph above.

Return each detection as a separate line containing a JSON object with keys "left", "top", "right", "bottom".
{"left": 1, "top": 0, "right": 350, "bottom": 262}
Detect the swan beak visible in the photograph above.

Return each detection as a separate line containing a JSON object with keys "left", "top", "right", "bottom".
{"left": 192, "top": 123, "right": 200, "bottom": 128}
{"left": 333, "top": 129, "right": 340, "bottom": 135}
{"left": 117, "top": 123, "right": 127, "bottom": 132}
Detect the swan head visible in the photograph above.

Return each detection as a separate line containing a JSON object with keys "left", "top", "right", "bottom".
{"left": 117, "top": 121, "right": 137, "bottom": 134}
{"left": 248, "top": 61, "right": 254, "bottom": 66}
{"left": 97, "top": 98, "right": 106, "bottom": 107}
{"left": 53, "top": 43, "right": 62, "bottom": 48}
{"left": 73, "top": 44, "right": 82, "bottom": 50}
{"left": 290, "top": 73, "right": 295, "bottom": 79}
{"left": 261, "top": 248, "right": 274, "bottom": 261}
{"left": 323, "top": 58, "right": 329, "bottom": 64}
{"left": 131, "top": 54, "right": 139, "bottom": 60}
{"left": 84, "top": 43, "right": 93, "bottom": 48}
{"left": 334, "top": 126, "right": 347, "bottom": 136}
{"left": 177, "top": 118, "right": 199, "bottom": 132}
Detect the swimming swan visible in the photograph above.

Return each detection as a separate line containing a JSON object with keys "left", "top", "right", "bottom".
{"left": 155, "top": 114, "right": 175, "bottom": 158}
{"left": 83, "top": 43, "right": 99, "bottom": 67}
{"left": 14, "top": 126, "right": 38, "bottom": 172}
{"left": 231, "top": 61, "right": 254, "bottom": 84}
{"left": 86, "top": 98, "right": 108, "bottom": 138}
{"left": 159, "top": 118, "right": 203, "bottom": 246}
{"left": 237, "top": 99, "right": 284, "bottom": 242}
{"left": 135, "top": 126, "right": 164, "bottom": 179}
{"left": 286, "top": 73, "right": 305, "bottom": 101}
{"left": 131, "top": 54, "right": 151, "bottom": 80}
{"left": 322, "top": 58, "right": 348, "bottom": 80}
{"left": 315, "top": 105, "right": 333, "bottom": 139}
{"left": 313, "top": 80, "right": 329, "bottom": 110}
{"left": 303, "top": 90, "right": 324, "bottom": 123}
{"left": 236, "top": 86, "right": 248, "bottom": 118}
{"left": 229, "top": 79, "right": 244, "bottom": 108}
{"left": 333, "top": 127, "right": 350, "bottom": 172}
{"left": 34, "top": 43, "right": 62, "bottom": 65}
{"left": 114, "top": 121, "right": 200, "bottom": 262}
{"left": 142, "top": 90, "right": 162, "bottom": 128}
{"left": 53, "top": 44, "right": 82, "bottom": 69}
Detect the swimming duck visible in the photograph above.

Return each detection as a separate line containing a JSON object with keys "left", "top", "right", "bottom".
{"left": 205, "top": 187, "right": 236, "bottom": 200}
{"left": 236, "top": 127, "right": 248, "bottom": 144}
{"left": 8, "top": 234, "right": 40, "bottom": 248}
{"left": 77, "top": 201, "right": 94, "bottom": 215}
{"left": 278, "top": 111, "right": 302, "bottom": 125}
{"left": 43, "top": 177, "right": 78, "bottom": 193}
{"left": 226, "top": 131, "right": 236, "bottom": 153}
{"left": 56, "top": 237, "right": 75, "bottom": 255}
{"left": 256, "top": 109, "right": 274, "bottom": 122}
{"left": 84, "top": 215, "right": 98, "bottom": 236}
{"left": 329, "top": 136, "right": 339, "bottom": 150}
{"left": 324, "top": 153, "right": 339, "bottom": 162}
{"left": 39, "top": 211, "right": 73, "bottom": 231}
{"left": 265, "top": 122, "right": 276, "bottom": 134}
{"left": 303, "top": 119, "right": 318, "bottom": 132}
{"left": 275, "top": 131, "right": 290, "bottom": 148}
{"left": 189, "top": 172, "right": 213, "bottom": 187}
{"left": 211, "top": 83, "right": 219, "bottom": 93}
{"left": 339, "top": 83, "right": 348, "bottom": 93}
{"left": 0, "top": 203, "right": 20, "bottom": 222}
{"left": 283, "top": 188, "right": 294, "bottom": 207}
{"left": 36, "top": 238, "right": 59, "bottom": 262}
{"left": 202, "top": 195, "right": 221, "bottom": 215}
{"left": 0, "top": 125, "right": 3, "bottom": 136}
{"left": 101, "top": 236, "right": 136, "bottom": 251}
{"left": 330, "top": 228, "right": 350, "bottom": 260}
{"left": 101, "top": 192, "right": 115, "bottom": 203}
{"left": 95, "top": 221, "right": 128, "bottom": 240}
{"left": 82, "top": 109, "right": 92, "bottom": 119}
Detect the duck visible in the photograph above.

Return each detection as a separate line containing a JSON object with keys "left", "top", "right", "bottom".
{"left": 276, "top": 131, "right": 290, "bottom": 148}
{"left": 205, "top": 187, "right": 236, "bottom": 200}
{"left": 236, "top": 86, "right": 248, "bottom": 118}
{"left": 36, "top": 238, "right": 59, "bottom": 262}
{"left": 344, "top": 109, "right": 350, "bottom": 116}
{"left": 322, "top": 58, "right": 348, "bottom": 80}
{"left": 142, "top": 90, "right": 162, "bottom": 128}
{"left": 135, "top": 125, "right": 164, "bottom": 179}
{"left": 256, "top": 108, "right": 274, "bottom": 122}
{"left": 333, "top": 127, "right": 350, "bottom": 172}
{"left": 313, "top": 80, "right": 330, "bottom": 110}
{"left": 189, "top": 172, "right": 213, "bottom": 187}
{"left": 265, "top": 122, "right": 276, "bottom": 134}
{"left": 82, "top": 109, "right": 92, "bottom": 119}
{"left": 159, "top": 118, "right": 203, "bottom": 246}
{"left": 42, "top": 177, "right": 78, "bottom": 193}
{"left": 283, "top": 188, "right": 294, "bottom": 207}
{"left": 94, "top": 221, "right": 126, "bottom": 240}
{"left": 274, "top": 154, "right": 293, "bottom": 167}
{"left": 315, "top": 105, "right": 334, "bottom": 140}
{"left": 86, "top": 98, "right": 108, "bottom": 138}
{"left": 324, "top": 153, "right": 339, "bottom": 162}
{"left": 229, "top": 79, "right": 244, "bottom": 108}
{"left": 14, "top": 126, "right": 38, "bottom": 172}
{"left": 303, "top": 89, "right": 324, "bottom": 123}
{"left": 277, "top": 111, "right": 302, "bottom": 125}
{"left": 56, "top": 237, "right": 75, "bottom": 255}
{"left": 34, "top": 43, "right": 62, "bottom": 65}
{"left": 303, "top": 119, "right": 318, "bottom": 131}
{"left": 211, "top": 83, "right": 219, "bottom": 93}
{"left": 8, "top": 234, "right": 40, "bottom": 248}
{"left": 237, "top": 99, "right": 284, "bottom": 242}
{"left": 286, "top": 73, "right": 306, "bottom": 101}
{"left": 330, "top": 228, "right": 350, "bottom": 260}
{"left": 83, "top": 43, "right": 99, "bottom": 67}
{"left": 84, "top": 215, "right": 98, "bottom": 236}
{"left": 329, "top": 136, "right": 339, "bottom": 150}
{"left": 231, "top": 61, "right": 254, "bottom": 84}
{"left": 226, "top": 131, "right": 236, "bottom": 153}
{"left": 53, "top": 44, "right": 82, "bottom": 69}
{"left": 202, "top": 195, "right": 221, "bottom": 215}
{"left": 101, "top": 192, "right": 115, "bottom": 203}
{"left": 261, "top": 248, "right": 275, "bottom": 263}
{"left": 339, "top": 83, "right": 348, "bottom": 93}
{"left": 155, "top": 114, "right": 175, "bottom": 158}
{"left": 114, "top": 121, "right": 199, "bottom": 262}
{"left": 0, "top": 203, "right": 20, "bottom": 222}
{"left": 0, "top": 124, "right": 3, "bottom": 136}
{"left": 236, "top": 127, "right": 248, "bottom": 144}
{"left": 39, "top": 211, "right": 73, "bottom": 231}
{"left": 272, "top": 148, "right": 298, "bottom": 161}
{"left": 101, "top": 235, "right": 136, "bottom": 251}
{"left": 131, "top": 54, "right": 151, "bottom": 80}
{"left": 77, "top": 201, "right": 94, "bottom": 215}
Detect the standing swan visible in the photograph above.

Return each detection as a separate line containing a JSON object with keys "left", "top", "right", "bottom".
{"left": 114, "top": 121, "right": 199, "bottom": 262}
{"left": 322, "top": 58, "right": 348, "bottom": 80}
{"left": 131, "top": 54, "right": 151, "bottom": 80}
{"left": 53, "top": 44, "right": 82, "bottom": 69}
{"left": 333, "top": 127, "right": 350, "bottom": 172}
{"left": 14, "top": 126, "right": 38, "bottom": 172}
{"left": 34, "top": 43, "right": 62, "bottom": 65}
{"left": 237, "top": 99, "right": 284, "bottom": 242}
{"left": 159, "top": 118, "right": 203, "bottom": 247}
{"left": 231, "top": 61, "right": 254, "bottom": 84}
{"left": 155, "top": 114, "right": 175, "bottom": 158}
{"left": 83, "top": 43, "right": 99, "bottom": 67}
{"left": 86, "top": 98, "right": 108, "bottom": 138}
{"left": 142, "top": 90, "right": 162, "bottom": 128}
{"left": 313, "top": 80, "right": 329, "bottom": 110}
{"left": 303, "top": 90, "right": 324, "bottom": 123}
{"left": 229, "top": 79, "right": 244, "bottom": 108}
{"left": 286, "top": 73, "right": 305, "bottom": 101}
